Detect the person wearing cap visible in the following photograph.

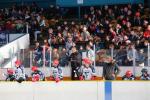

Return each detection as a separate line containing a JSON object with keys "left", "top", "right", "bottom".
{"left": 31, "top": 66, "right": 45, "bottom": 82}
{"left": 140, "top": 68, "right": 150, "bottom": 80}
{"left": 14, "top": 60, "right": 26, "bottom": 83}
{"left": 80, "top": 58, "right": 96, "bottom": 80}
{"left": 50, "top": 59, "right": 63, "bottom": 82}
{"left": 122, "top": 70, "right": 135, "bottom": 80}
{"left": 103, "top": 58, "right": 120, "bottom": 80}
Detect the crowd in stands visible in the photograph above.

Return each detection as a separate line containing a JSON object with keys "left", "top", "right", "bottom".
{"left": 1, "top": 2, "right": 150, "bottom": 81}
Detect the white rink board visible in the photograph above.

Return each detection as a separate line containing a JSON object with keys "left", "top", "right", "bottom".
{"left": 34, "top": 81, "right": 98, "bottom": 100}
{"left": 0, "top": 81, "right": 101, "bottom": 100}
{"left": 112, "top": 81, "right": 150, "bottom": 100}
{"left": 0, "top": 81, "right": 150, "bottom": 100}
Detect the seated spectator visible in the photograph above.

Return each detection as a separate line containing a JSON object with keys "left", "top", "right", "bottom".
{"left": 122, "top": 70, "right": 135, "bottom": 80}
{"left": 103, "top": 59, "right": 120, "bottom": 80}
{"left": 31, "top": 66, "right": 45, "bottom": 82}
{"left": 140, "top": 68, "right": 150, "bottom": 80}
{"left": 143, "top": 25, "right": 150, "bottom": 40}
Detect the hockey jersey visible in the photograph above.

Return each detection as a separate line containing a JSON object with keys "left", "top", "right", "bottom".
{"left": 51, "top": 66, "right": 63, "bottom": 79}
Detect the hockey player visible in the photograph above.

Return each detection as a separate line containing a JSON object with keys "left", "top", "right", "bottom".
{"left": 122, "top": 70, "right": 135, "bottom": 80}
{"left": 140, "top": 68, "right": 150, "bottom": 80}
{"left": 50, "top": 59, "right": 63, "bottom": 83}
{"left": 5, "top": 69, "right": 16, "bottom": 81}
{"left": 31, "top": 66, "right": 45, "bottom": 82}
{"left": 80, "top": 58, "right": 96, "bottom": 80}
{"left": 14, "top": 60, "right": 26, "bottom": 83}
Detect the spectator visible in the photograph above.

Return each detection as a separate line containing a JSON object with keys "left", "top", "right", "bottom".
{"left": 33, "top": 42, "right": 43, "bottom": 67}
{"left": 51, "top": 48, "right": 59, "bottom": 61}
{"left": 86, "top": 44, "right": 95, "bottom": 63}
{"left": 136, "top": 49, "right": 145, "bottom": 66}
{"left": 69, "top": 46, "right": 82, "bottom": 80}
{"left": 127, "top": 44, "right": 138, "bottom": 66}
{"left": 103, "top": 59, "right": 120, "bottom": 80}
{"left": 65, "top": 36, "right": 75, "bottom": 56}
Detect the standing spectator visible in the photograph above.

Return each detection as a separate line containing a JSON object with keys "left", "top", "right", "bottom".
{"left": 33, "top": 42, "right": 43, "bottom": 67}
{"left": 115, "top": 45, "right": 127, "bottom": 66}
{"left": 51, "top": 48, "right": 59, "bottom": 61}
{"left": 136, "top": 49, "right": 145, "bottom": 66}
{"left": 86, "top": 44, "right": 95, "bottom": 63}
{"left": 65, "top": 36, "right": 75, "bottom": 56}
{"left": 59, "top": 48, "right": 68, "bottom": 66}
{"left": 32, "top": 20, "right": 41, "bottom": 41}
{"left": 69, "top": 47, "right": 82, "bottom": 80}
{"left": 127, "top": 44, "right": 138, "bottom": 66}
{"left": 103, "top": 59, "right": 120, "bottom": 80}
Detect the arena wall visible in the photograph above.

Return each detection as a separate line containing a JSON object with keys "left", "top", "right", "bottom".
{"left": 0, "top": 81, "right": 149, "bottom": 100}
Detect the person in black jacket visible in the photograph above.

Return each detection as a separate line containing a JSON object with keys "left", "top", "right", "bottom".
{"left": 103, "top": 59, "right": 120, "bottom": 80}
{"left": 69, "top": 46, "right": 82, "bottom": 80}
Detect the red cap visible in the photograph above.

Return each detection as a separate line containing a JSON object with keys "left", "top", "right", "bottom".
{"left": 15, "top": 60, "right": 21, "bottom": 66}
{"left": 126, "top": 70, "right": 132, "bottom": 77}
{"left": 31, "top": 66, "right": 38, "bottom": 71}
{"left": 82, "top": 58, "right": 92, "bottom": 65}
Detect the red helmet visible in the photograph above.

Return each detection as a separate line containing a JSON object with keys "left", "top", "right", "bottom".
{"left": 53, "top": 59, "right": 59, "bottom": 66}
{"left": 31, "top": 66, "right": 38, "bottom": 71}
{"left": 7, "top": 69, "right": 14, "bottom": 75}
{"left": 82, "top": 58, "right": 92, "bottom": 65}
{"left": 126, "top": 70, "right": 132, "bottom": 77}
{"left": 15, "top": 60, "right": 21, "bottom": 66}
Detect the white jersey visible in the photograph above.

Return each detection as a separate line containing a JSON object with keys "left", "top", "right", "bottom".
{"left": 82, "top": 67, "right": 93, "bottom": 80}
{"left": 51, "top": 67, "right": 63, "bottom": 79}
{"left": 15, "top": 67, "right": 26, "bottom": 80}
